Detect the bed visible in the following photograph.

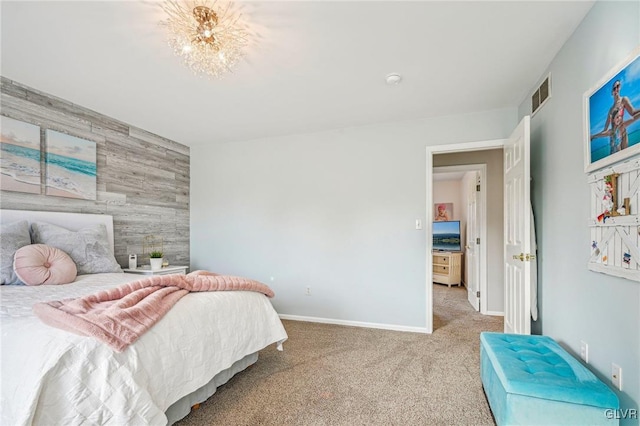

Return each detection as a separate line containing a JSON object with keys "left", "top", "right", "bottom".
{"left": 0, "top": 209, "right": 288, "bottom": 425}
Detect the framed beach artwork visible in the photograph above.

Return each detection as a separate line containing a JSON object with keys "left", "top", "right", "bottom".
{"left": 0, "top": 116, "right": 41, "bottom": 194}
{"left": 45, "top": 130, "right": 96, "bottom": 200}
{"left": 584, "top": 46, "right": 640, "bottom": 173}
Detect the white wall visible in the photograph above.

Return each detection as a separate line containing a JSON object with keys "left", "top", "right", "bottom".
{"left": 191, "top": 108, "right": 516, "bottom": 328}
{"left": 518, "top": 1, "right": 639, "bottom": 421}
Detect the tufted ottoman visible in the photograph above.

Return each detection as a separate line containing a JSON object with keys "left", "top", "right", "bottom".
{"left": 480, "top": 332, "right": 619, "bottom": 425}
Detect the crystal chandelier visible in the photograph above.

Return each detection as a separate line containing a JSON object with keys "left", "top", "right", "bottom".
{"left": 161, "top": 0, "right": 248, "bottom": 78}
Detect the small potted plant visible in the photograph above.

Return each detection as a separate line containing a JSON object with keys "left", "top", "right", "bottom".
{"left": 149, "top": 251, "right": 164, "bottom": 271}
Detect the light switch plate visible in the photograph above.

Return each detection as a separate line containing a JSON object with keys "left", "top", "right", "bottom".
{"left": 580, "top": 341, "right": 588, "bottom": 363}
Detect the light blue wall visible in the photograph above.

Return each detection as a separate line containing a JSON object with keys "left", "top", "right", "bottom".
{"left": 191, "top": 108, "right": 516, "bottom": 328}
{"left": 518, "top": 1, "right": 640, "bottom": 422}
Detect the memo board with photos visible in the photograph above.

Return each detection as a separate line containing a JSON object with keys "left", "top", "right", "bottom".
{"left": 588, "top": 156, "right": 640, "bottom": 281}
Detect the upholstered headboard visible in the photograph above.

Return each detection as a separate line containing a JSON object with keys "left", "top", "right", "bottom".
{"left": 0, "top": 210, "right": 115, "bottom": 254}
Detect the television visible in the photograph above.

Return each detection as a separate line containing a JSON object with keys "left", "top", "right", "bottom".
{"left": 433, "top": 220, "right": 461, "bottom": 252}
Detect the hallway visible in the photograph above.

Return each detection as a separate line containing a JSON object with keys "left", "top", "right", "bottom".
{"left": 432, "top": 283, "right": 503, "bottom": 333}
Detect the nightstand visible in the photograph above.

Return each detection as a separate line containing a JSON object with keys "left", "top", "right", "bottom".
{"left": 122, "top": 265, "right": 189, "bottom": 276}
{"left": 432, "top": 252, "right": 462, "bottom": 287}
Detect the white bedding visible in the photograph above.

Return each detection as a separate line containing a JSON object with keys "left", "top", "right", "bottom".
{"left": 1, "top": 272, "right": 288, "bottom": 425}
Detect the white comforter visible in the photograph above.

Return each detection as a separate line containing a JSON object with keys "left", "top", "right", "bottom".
{"left": 1, "top": 273, "right": 287, "bottom": 425}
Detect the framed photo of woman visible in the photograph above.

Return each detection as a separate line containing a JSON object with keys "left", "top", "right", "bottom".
{"left": 434, "top": 203, "right": 453, "bottom": 222}
{"left": 584, "top": 46, "right": 640, "bottom": 173}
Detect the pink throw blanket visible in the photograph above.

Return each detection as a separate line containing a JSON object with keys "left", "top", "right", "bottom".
{"left": 33, "top": 270, "right": 275, "bottom": 352}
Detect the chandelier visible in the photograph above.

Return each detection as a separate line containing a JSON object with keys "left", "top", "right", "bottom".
{"left": 161, "top": 0, "right": 249, "bottom": 78}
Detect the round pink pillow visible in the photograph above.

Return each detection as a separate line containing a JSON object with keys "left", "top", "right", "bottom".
{"left": 13, "top": 244, "right": 77, "bottom": 286}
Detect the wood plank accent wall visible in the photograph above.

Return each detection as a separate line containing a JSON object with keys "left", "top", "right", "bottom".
{"left": 0, "top": 77, "right": 190, "bottom": 267}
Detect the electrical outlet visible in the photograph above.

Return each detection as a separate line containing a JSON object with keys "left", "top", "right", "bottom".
{"left": 611, "top": 363, "right": 622, "bottom": 391}
{"left": 580, "top": 341, "right": 588, "bottom": 363}
{"left": 270, "top": 276, "right": 275, "bottom": 282}
{"left": 305, "top": 287, "right": 311, "bottom": 296}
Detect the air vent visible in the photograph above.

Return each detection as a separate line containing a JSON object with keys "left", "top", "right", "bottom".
{"left": 531, "top": 74, "right": 551, "bottom": 115}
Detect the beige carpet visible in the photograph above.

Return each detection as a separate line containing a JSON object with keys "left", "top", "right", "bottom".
{"left": 177, "top": 284, "right": 503, "bottom": 425}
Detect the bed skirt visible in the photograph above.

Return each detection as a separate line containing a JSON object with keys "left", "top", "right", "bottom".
{"left": 166, "top": 352, "right": 259, "bottom": 425}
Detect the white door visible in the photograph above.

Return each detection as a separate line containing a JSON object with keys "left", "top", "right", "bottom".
{"left": 466, "top": 173, "right": 480, "bottom": 311}
{"left": 504, "top": 116, "right": 531, "bottom": 335}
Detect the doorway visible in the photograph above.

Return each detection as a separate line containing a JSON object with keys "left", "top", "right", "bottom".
{"left": 433, "top": 164, "right": 486, "bottom": 312}
{"left": 425, "top": 139, "right": 506, "bottom": 334}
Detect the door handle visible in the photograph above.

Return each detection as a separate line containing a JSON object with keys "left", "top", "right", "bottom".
{"left": 512, "top": 253, "right": 535, "bottom": 261}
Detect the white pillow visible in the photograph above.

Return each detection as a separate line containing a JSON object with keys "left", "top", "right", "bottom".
{"left": 30, "top": 222, "right": 122, "bottom": 274}
{"left": 0, "top": 220, "right": 31, "bottom": 285}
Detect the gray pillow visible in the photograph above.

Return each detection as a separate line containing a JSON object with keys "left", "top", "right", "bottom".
{"left": 0, "top": 220, "right": 31, "bottom": 285}
{"left": 30, "top": 222, "right": 122, "bottom": 275}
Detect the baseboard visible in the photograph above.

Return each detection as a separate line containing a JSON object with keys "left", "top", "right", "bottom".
{"left": 484, "top": 310, "right": 504, "bottom": 316}
{"left": 278, "top": 314, "right": 429, "bottom": 334}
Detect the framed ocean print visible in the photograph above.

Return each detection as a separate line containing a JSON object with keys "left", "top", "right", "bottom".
{"left": 0, "top": 116, "right": 41, "bottom": 194}
{"left": 45, "top": 129, "right": 96, "bottom": 200}
{"left": 584, "top": 46, "right": 640, "bottom": 173}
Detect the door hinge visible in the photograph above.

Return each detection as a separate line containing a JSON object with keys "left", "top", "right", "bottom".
{"left": 476, "top": 184, "right": 481, "bottom": 192}
{"left": 476, "top": 291, "right": 480, "bottom": 298}
{"left": 476, "top": 237, "right": 480, "bottom": 244}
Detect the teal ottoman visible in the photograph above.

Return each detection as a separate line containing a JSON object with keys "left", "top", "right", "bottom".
{"left": 480, "top": 332, "right": 619, "bottom": 425}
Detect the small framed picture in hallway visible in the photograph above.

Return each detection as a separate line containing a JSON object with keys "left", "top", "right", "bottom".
{"left": 434, "top": 203, "right": 453, "bottom": 222}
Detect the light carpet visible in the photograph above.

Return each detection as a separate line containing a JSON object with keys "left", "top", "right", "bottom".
{"left": 176, "top": 284, "right": 503, "bottom": 425}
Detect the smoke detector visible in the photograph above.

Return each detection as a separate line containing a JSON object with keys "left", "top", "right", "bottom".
{"left": 385, "top": 73, "right": 402, "bottom": 85}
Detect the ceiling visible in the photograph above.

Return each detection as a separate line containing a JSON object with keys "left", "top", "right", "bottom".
{"left": 1, "top": 1, "right": 594, "bottom": 146}
{"left": 433, "top": 171, "right": 466, "bottom": 182}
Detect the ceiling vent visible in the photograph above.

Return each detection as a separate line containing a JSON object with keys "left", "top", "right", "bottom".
{"left": 531, "top": 74, "right": 551, "bottom": 115}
